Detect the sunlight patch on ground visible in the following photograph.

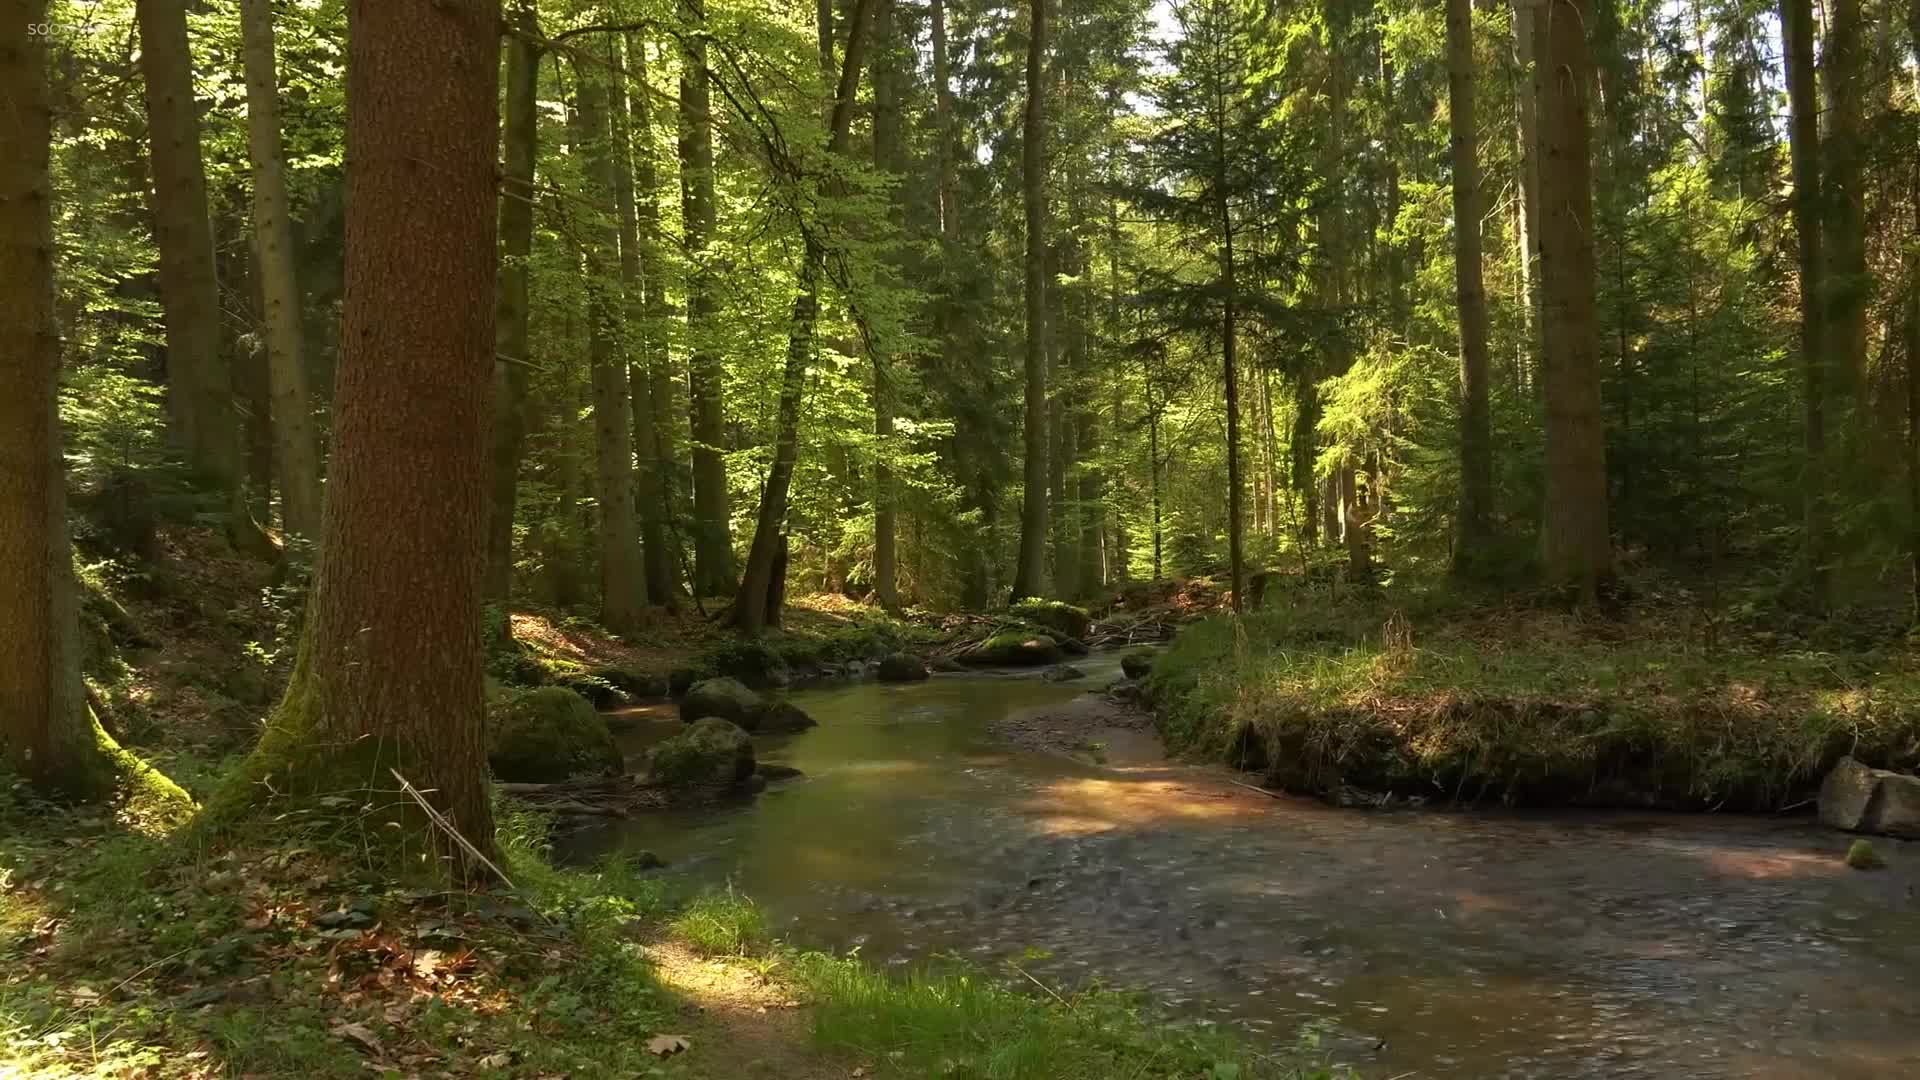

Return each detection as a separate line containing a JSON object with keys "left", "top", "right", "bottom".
{"left": 637, "top": 939, "right": 849, "bottom": 1080}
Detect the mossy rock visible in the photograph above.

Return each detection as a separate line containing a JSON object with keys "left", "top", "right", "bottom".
{"left": 668, "top": 664, "right": 715, "bottom": 697}
{"left": 1042, "top": 664, "right": 1085, "bottom": 682}
{"left": 1845, "top": 838, "right": 1885, "bottom": 870}
{"left": 645, "top": 717, "right": 755, "bottom": 787}
{"left": 681, "top": 677, "right": 765, "bottom": 724}
{"left": 587, "top": 664, "right": 669, "bottom": 698}
{"left": 488, "top": 687, "right": 624, "bottom": 783}
{"left": 1009, "top": 600, "right": 1091, "bottom": 641}
{"left": 755, "top": 701, "right": 818, "bottom": 734}
{"left": 1121, "top": 650, "right": 1155, "bottom": 680}
{"left": 964, "top": 632, "right": 1062, "bottom": 667}
{"left": 876, "top": 652, "right": 929, "bottom": 683}
{"left": 702, "top": 640, "right": 791, "bottom": 689}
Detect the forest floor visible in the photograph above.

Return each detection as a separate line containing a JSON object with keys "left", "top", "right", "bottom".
{"left": 14, "top": 526, "right": 1323, "bottom": 1078}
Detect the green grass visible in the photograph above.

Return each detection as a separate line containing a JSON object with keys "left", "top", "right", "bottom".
{"left": 1147, "top": 602, "right": 1920, "bottom": 809}
{"left": 798, "top": 951, "right": 1347, "bottom": 1079}
{"left": 669, "top": 886, "right": 769, "bottom": 955}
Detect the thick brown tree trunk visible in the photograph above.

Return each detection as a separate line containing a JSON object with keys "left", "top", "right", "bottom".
{"left": 239, "top": 0, "right": 323, "bottom": 540}
{"left": 1823, "top": 0, "right": 1867, "bottom": 482}
{"left": 731, "top": 0, "right": 873, "bottom": 633}
{"left": 616, "top": 35, "right": 677, "bottom": 609}
{"left": 1447, "top": 0, "right": 1494, "bottom": 568}
{"left": 1009, "top": 0, "right": 1051, "bottom": 601}
{"left": 572, "top": 52, "right": 645, "bottom": 634}
{"left": 868, "top": 0, "right": 903, "bottom": 610}
{"left": 1536, "top": 0, "right": 1611, "bottom": 599}
{"left": 234, "top": 0, "right": 500, "bottom": 876}
{"left": 1781, "top": 0, "right": 1824, "bottom": 599}
{"left": 136, "top": 0, "right": 248, "bottom": 538}
{"left": 680, "top": 0, "right": 736, "bottom": 598}
{"left": 0, "top": 1, "right": 132, "bottom": 801}
{"left": 485, "top": 0, "right": 539, "bottom": 634}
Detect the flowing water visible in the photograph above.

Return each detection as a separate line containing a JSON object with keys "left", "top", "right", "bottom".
{"left": 568, "top": 652, "right": 1920, "bottom": 1078}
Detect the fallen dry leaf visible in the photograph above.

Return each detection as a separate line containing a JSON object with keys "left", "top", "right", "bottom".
{"left": 331, "top": 1021, "right": 382, "bottom": 1056}
{"left": 645, "top": 1034, "right": 691, "bottom": 1057}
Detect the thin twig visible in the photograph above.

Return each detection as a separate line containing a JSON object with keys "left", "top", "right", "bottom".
{"left": 389, "top": 769, "right": 514, "bottom": 888}
{"left": 1007, "top": 961, "right": 1073, "bottom": 1011}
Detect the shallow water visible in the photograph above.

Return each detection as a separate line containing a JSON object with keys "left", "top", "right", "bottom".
{"left": 567, "top": 653, "right": 1920, "bottom": 1078}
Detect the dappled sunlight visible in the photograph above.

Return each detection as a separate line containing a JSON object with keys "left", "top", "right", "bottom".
{"left": 1016, "top": 775, "right": 1265, "bottom": 835}
{"left": 1699, "top": 846, "right": 1845, "bottom": 880}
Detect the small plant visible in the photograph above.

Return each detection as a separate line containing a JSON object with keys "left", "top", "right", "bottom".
{"left": 669, "top": 886, "right": 768, "bottom": 956}
{"left": 1845, "top": 838, "right": 1884, "bottom": 870}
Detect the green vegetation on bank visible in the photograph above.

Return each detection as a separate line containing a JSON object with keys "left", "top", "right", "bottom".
{"left": 1, "top": 786, "right": 1340, "bottom": 1079}
{"left": 1147, "top": 588, "right": 1920, "bottom": 810}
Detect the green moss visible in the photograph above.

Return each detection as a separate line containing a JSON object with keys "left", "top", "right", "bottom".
{"left": 967, "top": 631, "right": 1062, "bottom": 667}
{"left": 488, "top": 687, "right": 624, "bottom": 783}
{"left": 1845, "top": 838, "right": 1884, "bottom": 869}
{"left": 644, "top": 717, "right": 754, "bottom": 787}
{"left": 1010, "top": 599, "right": 1091, "bottom": 641}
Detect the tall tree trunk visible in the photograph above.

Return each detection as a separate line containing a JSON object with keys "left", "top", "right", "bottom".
{"left": 680, "top": 0, "right": 735, "bottom": 598}
{"left": 1106, "top": 190, "right": 1130, "bottom": 582}
{"left": 1513, "top": 0, "right": 1544, "bottom": 375}
{"left": 136, "top": 0, "right": 248, "bottom": 538}
{"left": 1049, "top": 241, "right": 1078, "bottom": 599}
{"left": 868, "top": 0, "right": 903, "bottom": 610}
{"left": 1823, "top": 0, "right": 1867, "bottom": 468}
{"left": 239, "top": 0, "right": 322, "bottom": 540}
{"left": 232, "top": 0, "right": 500, "bottom": 876}
{"left": 731, "top": 0, "right": 873, "bottom": 633}
{"left": 933, "top": 0, "right": 986, "bottom": 603}
{"left": 0, "top": 0, "right": 145, "bottom": 802}
{"left": 485, "top": 0, "right": 539, "bottom": 634}
{"left": 1009, "top": 0, "right": 1051, "bottom": 601}
{"left": 1781, "top": 0, "right": 1825, "bottom": 600}
{"left": 618, "top": 36, "right": 677, "bottom": 609}
{"left": 1215, "top": 75, "right": 1244, "bottom": 614}
{"left": 1447, "top": 0, "right": 1494, "bottom": 567}
{"left": 571, "top": 51, "right": 644, "bottom": 634}
{"left": 1536, "top": 0, "right": 1611, "bottom": 599}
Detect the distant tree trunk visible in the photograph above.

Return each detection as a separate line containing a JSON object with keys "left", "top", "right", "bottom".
{"left": 680, "top": 0, "right": 736, "bottom": 598}
{"left": 1107, "top": 192, "right": 1130, "bottom": 583}
{"left": 1009, "top": 0, "right": 1051, "bottom": 601}
{"left": 1214, "top": 71, "right": 1244, "bottom": 614}
{"left": 1513, "top": 0, "right": 1544, "bottom": 370}
{"left": 868, "top": 0, "right": 903, "bottom": 611}
{"left": 1781, "top": 0, "right": 1824, "bottom": 600}
{"left": 136, "top": 0, "right": 248, "bottom": 540}
{"left": 572, "top": 51, "right": 644, "bottom": 635}
{"left": 0, "top": 0, "right": 132, "bottom": 802}
{"left": 1049, "top": 242, "right": 1078, "bottom": 599}
{"left": 1293, "top": 384, "right": 1319, "bottom": 548}
{"left": 233, "top": 0, "right": 499, "bottom": 876}
{"left": 1536, "top": 0, "right": 1611, "bottom": 599}
{"left": 485, "top": 0, "right": 539, "bottom": 634}
{"left": 239, "top": 0, "right": 322, "bottom": 541}
{"left": 1823, "top": 0, "right": 1867, "bottom": 464}
{"left": 617, "top": 36, "right": 677, "bottom": 609}
{"left": 1447, "top": 0, "right": 1494, "bottom": 567}
{"left": 731, "top": 0, "right": 873, "bottom": 634}
{"left": 933, "top": 0, "right": 988, "bottom": 604}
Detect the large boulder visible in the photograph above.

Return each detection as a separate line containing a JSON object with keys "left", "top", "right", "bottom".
{"left": 488, "top": 687, "right": 624, "bottom": 783}
{"left": 645, "top": 718, "right": 755, "bottom": 787}
{"left": 680, "top": 677, "right": 764, "bottom": 725}
{"left": 1042, "top": 664, "right": 1085, "bottom": 682}
{"left": 1120, "top": 650, "right": 1155, "bottom": 680}
{"left": 1009, "top": 600, "right": 1092, "bottom": 641}
{"left": 679, "top": 676, "right": 816, "bottom": 733}
{"left": 1819, "top": 757, "right": 1920, "bottom": 838}
{"left": 964, "top": 632, "right": 1062, "bottom": 667}
{"left": 876, "top": 652, "right": 930, "bottom": 683}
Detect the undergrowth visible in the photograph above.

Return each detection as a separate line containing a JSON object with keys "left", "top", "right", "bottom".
{"left": 1148, "top": 599, "right": 1920, "bottom": 809}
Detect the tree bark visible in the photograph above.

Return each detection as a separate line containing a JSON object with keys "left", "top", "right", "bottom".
{"left": 239, "top": 0, "right": 323, "bottom": 541}
{"left": 485, "top": 0, "right": 539, "bottom": 633}
{"left": 234, "top": 0, "right": 501, "bottom": 877}
{"left": 680, "top": 0, "right": 736, "bottom": 598}
{"left": 615, "top": 36, "right": 677, "bottom": 609}
{"left": 868, "top": 0, "right": 903, "bottom": 610}
{"left": 1536, "top": 0, "right": 1611, "bottom": 599}
{"left": 0, "top": 0, "right": 132, "bottom": 801}
{"left": 136, "top": 0, "right": 247, "bottom": 536}
{"left": 1823, "top": 0, "right": 1867, "bottom": 464}
{"left": 1009, "top": 0, "right": 1051, "bottom": 601}
{"left": 730, "top": 0, "right": 873, "bottom": 633}
{"left": 1513, "top": 0, "right": 1544, "bottom": 371}
{"left": 1215, "top": 63, "right": 1244, "bottom": 613}
{"left": 1447, "top": 0, "right": 1494, "bottom": 567}
{"left": 572, "top": 51, "right": 645, "bottom": 635}
{"left": 1781, "top": 0, "right": 1824, "bottom": 600}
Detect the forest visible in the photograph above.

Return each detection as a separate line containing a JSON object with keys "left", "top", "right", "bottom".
{"left": 4, "top": 0, "right": 1920, "bottom": 1075}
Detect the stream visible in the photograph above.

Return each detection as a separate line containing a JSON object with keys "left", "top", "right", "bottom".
{"left": 564, "top": 651, "right": 1920, "bottom": 1078}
